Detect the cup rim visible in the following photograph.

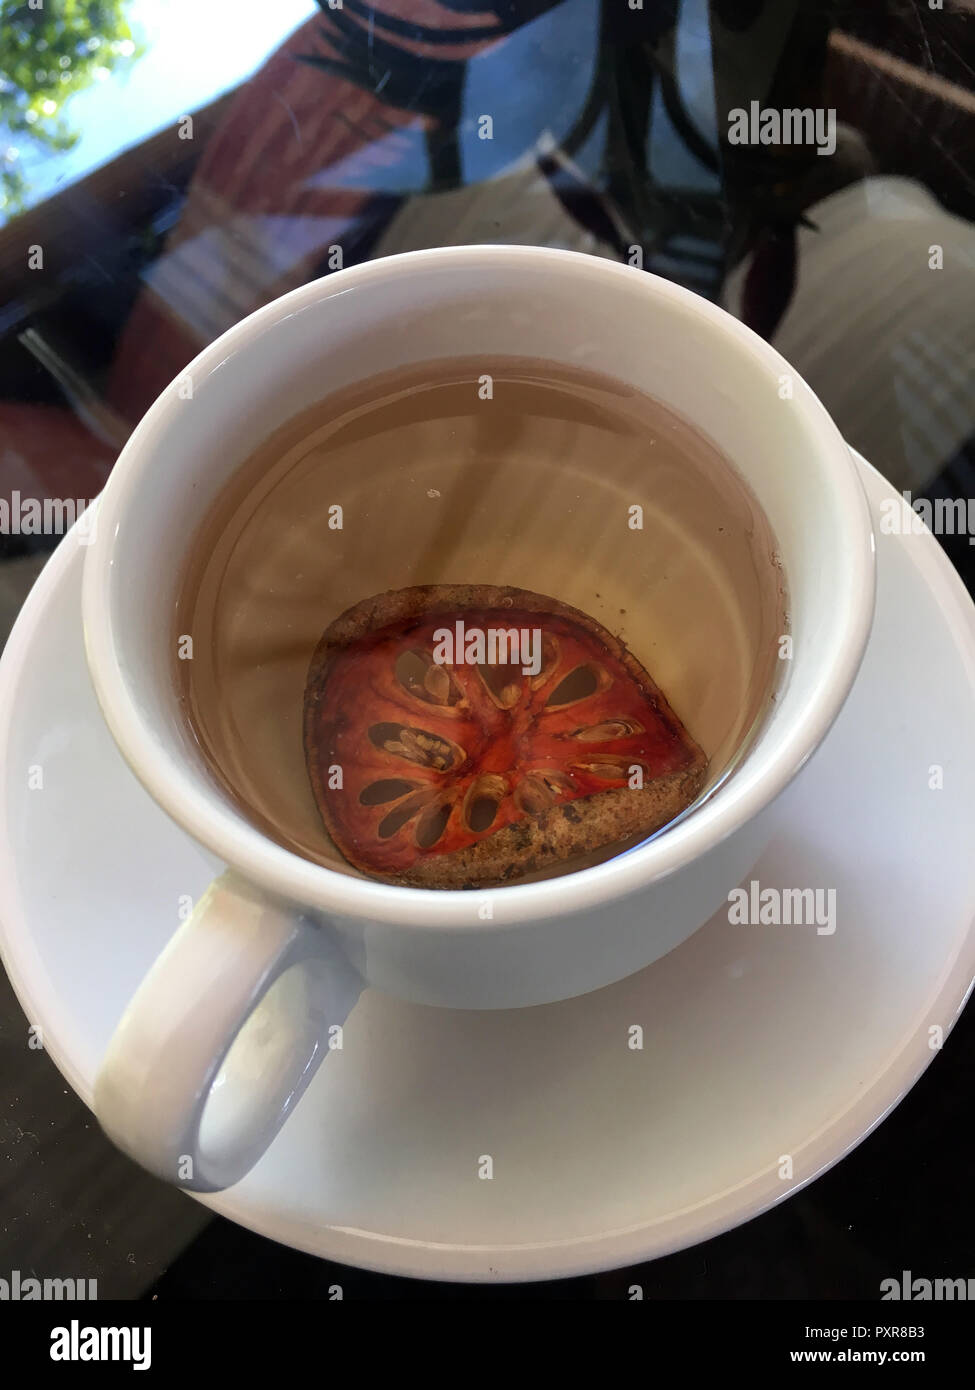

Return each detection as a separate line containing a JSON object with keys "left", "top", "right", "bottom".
{"left": 82, "top": 244, "right": 876, "bottom": 930}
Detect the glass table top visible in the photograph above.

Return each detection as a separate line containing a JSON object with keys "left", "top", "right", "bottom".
{"left": 0, "top": 0, "right": 973, "bottom": 1298}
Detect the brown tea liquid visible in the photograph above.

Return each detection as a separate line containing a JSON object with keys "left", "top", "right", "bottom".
{"left": 173, "top": 357, "right": 787, "bottom": 882}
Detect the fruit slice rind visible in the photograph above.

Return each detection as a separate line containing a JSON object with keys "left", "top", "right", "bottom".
{"left": 304, "top": 584, "right": 708, "bottom": 888}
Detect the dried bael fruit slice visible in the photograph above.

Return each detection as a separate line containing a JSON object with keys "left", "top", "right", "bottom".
{"left": 303, "top": 584, "right": 708, "bottom": 889}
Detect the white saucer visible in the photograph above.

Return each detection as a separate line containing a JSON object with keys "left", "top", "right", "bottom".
{"left": 1, "top": 454, "right": 973, "bottom": 1283}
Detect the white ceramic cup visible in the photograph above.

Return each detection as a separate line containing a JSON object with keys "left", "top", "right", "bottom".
{"left": 82, "top": 246, "right": 875, "bottom": 1192}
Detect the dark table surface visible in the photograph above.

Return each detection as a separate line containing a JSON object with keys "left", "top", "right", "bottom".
{"left": 0, "top": 0, "right": 973, "bottom": 1299}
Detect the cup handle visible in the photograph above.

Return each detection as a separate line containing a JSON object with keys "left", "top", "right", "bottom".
{"left": 93, "top": 870, "right": 364, "bottom": 1192}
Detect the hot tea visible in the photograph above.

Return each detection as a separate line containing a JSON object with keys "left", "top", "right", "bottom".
{"left": 173, "top": 356, "right": 787, "bottom": 887}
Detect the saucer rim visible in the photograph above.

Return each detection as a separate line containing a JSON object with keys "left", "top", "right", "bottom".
{"left": 0, "top": 449, "right": 972, "bottom": 1282}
